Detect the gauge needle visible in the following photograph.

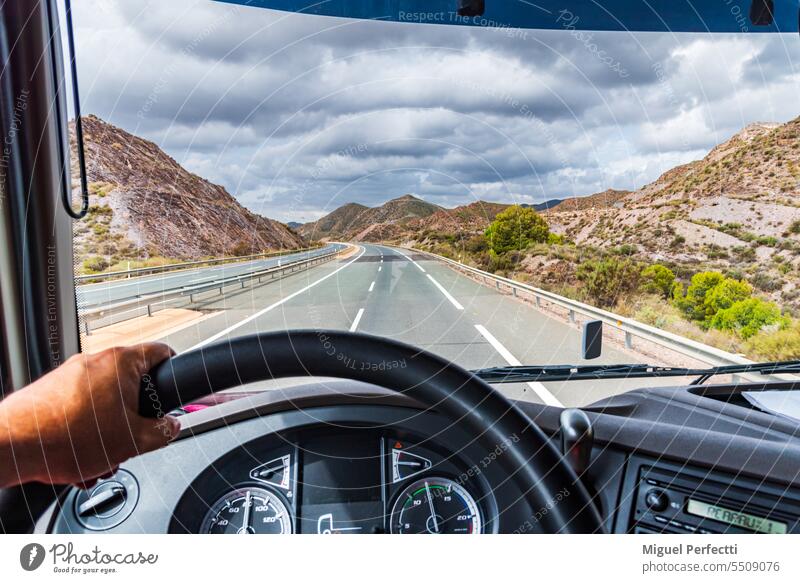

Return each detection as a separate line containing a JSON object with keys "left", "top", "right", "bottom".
{"left": 425, "top": 481, "right": 440, "bottom": 533}
{"left": 241, "top": 490, "right": 252, "bottom": 534}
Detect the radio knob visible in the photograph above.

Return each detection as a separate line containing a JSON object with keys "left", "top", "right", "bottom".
{"left": 645, "top": 489, "right": 669, "bottom": 512}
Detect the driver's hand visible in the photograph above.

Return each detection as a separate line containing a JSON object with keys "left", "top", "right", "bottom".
{"left": 0, "top": 343, "right": 181, "bottom": 488}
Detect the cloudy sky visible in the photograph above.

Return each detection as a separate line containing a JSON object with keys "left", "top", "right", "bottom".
{"left": 71, "top": 0, "right": 800, "bottom": 222}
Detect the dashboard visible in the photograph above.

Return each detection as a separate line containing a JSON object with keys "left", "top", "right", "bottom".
{"left": 42, "top": 378, "right": 800, "bottom": 534}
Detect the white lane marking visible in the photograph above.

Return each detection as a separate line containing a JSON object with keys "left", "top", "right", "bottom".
{"left": 380, "top": 258, "right": 383, "bottom": 263}
{"left": 378, "top": 266, "right": 382, "bottom": 272}
{"left": 349, "top": 308, "right": 365, "bottom": 332}
{"left": 394, "top": 247, "right": 426, "bottom": 272}
{"left": 426, "top": 274, "right": 464, "bottom": 311}
{"left": 188, "top": 245, "right": 364, "bottom": 350}
{"left": 473, "top": 324, "right": 563, "bottom": 408}
{"left": 369, "top": 281, "right": 375, "bottom": 292}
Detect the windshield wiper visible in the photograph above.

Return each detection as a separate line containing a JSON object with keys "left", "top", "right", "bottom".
{"left": 471, "top": 360, "right": 800, "bottom": 386}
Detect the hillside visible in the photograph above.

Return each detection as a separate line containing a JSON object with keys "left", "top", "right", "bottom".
{"left": 547, "top": 118, "right": 800, "bottom": 279}
{"left": 426, "top": 116, "right": 800, "bottom": 313}
{"left": 411, "top": 200, "right": 512, "bottom": 234}
{"left": 70, "top": 115, "right": 304, "bottom": 270}
{"left": 300, "top": 195, "right": 441, "bottom": 240}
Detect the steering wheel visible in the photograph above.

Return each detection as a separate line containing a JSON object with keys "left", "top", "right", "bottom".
{"left": 141, "top": 330, "right": 604, "bottom": 534}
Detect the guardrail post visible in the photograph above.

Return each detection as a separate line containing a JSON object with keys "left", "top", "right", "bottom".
{"left": 146, "top": 304, "right": 152, "bottom": 317}
{"left": 625, "top": 331, "right": 633, "bottom": 349}
{"left": 496, "top": 281, "right": 500, "bottom": 290}
{"left": 535, "top": 296, "right": 541, "bottom": 308}
{"left": 512, "top": 287, "right": 517, "bottom": 297}
{"left": 569, "top": 309, "right": 575, "bottom": 323}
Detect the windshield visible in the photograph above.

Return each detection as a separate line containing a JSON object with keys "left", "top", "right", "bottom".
{"left": 70, "top": 0, "right": 800, "bottom": 407}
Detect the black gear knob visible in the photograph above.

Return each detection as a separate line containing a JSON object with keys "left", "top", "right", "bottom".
{"left": 559, "top": 408, "right": 593, "bottom": 477}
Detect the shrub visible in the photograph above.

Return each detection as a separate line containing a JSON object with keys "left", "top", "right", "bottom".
{"left": 485, "top": 205, "right": 550, "bottom": 254}
{"left": 750, "top": 270, "right": 785, "bottom": 292}
{"left": 710, "top": 298, "right": 785, "bottom": 339}
{"left": 703, "top": 277, "right": 752, "bottom": 317}
{"left": 463, "top": 235, "right": 488, "bottom": 254}
{"left": 577, "top": 258, "right": 641, "bottom": 308}
{"left": 745, "top": 321, "right": 800, "bottom": 360}
{"left": 82, "top": 256, "right": 110, "bottom": 273}
{"left": 675, "top": 271, "right": 725, "bottom": 321}
{"left": 640, "top": 264, "right": 675, "bottom": 299}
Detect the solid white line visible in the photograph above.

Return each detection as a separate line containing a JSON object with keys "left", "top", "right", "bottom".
{"left": 188, "top": 245, "right": 364, "bottom": 350}
{"left": 394, "top": 248, "right": 426, "bottom": 272}
{"left": 426, "top": 274, "right": 464, "bottom": 311}
{"left": 349, "top": 308, "right": 365, "bottom": 332}
{"left": 474, "top": 324, "right": 563, "bottom": 408}
{"left": 368, "top": 281, "right": 375, "bottom": 292}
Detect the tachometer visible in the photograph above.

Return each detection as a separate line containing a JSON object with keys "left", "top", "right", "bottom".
{"left": 390, "top": 477, "right": 481, "bottom": 534}
{"left": 202, "top": 487, "right": 291, "bottom": 534}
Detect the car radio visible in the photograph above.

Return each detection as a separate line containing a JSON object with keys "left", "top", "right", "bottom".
{"left": 621, "top": 457, "right": 800, "bottom": 534}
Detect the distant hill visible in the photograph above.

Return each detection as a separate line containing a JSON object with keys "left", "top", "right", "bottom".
{"left": 543, "top": 189, "right": 629, "bottom": 213}
{"left": 70, "top": 115, "right": 304, "bottom": 267}
{"left": 299, "top": 195, "right": 441, "bottom": 240}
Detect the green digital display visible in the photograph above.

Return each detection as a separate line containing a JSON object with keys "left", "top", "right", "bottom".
{"left": 687, "top": 499, "right": 788, "bottom": 534}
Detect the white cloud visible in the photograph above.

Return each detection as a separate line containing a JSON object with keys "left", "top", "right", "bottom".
{"left": 72, "top": 0, "right": 800, "bottom": 221}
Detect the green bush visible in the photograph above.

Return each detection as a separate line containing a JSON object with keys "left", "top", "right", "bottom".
{"left": 710, "top": 298, "right": 785, "bottom": 339}
{"left": 676, "top": 271, "right": 725, "bottom": 321}
{"left": 577, "top": 258, "right": 641, "bottom": 308}
{"left": 484, "top": 205, "right": 550, "bottom": 254}
{"left": 703, "top": 277, "right": 752, "bottom": 316}
{"left": 640, "top": 264, "right": 675, "bottom": 299}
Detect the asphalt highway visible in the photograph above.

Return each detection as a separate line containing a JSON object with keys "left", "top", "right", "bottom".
{"left": 76, "top": 244, "right": 346, "bottom": 308}
{"left": 140, "top": 243, "right": 685, "bottom": 408}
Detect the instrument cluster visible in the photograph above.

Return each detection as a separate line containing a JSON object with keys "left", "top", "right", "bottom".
{"left": 171, "top": 429, "right": 489, "bottom": 534}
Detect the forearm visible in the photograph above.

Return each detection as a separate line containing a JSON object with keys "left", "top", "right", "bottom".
{"left": 0, "top": 397, "right": 40, "bottom": 488}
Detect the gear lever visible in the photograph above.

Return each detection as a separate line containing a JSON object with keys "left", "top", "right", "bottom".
{"left": 559, "top": 408, "right": 593, "bottom": 477}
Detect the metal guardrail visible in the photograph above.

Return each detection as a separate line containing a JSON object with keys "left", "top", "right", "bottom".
{"left": 75, "top": 245, "right": 328, "bottom": 284}
{"left": 79, "top": 245, "right": 349, "bottom": 334}
{"left": 406, "top": 247, "right": 796, "bottom": 381}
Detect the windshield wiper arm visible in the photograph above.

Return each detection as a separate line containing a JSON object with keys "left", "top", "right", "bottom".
{"left": 471, "top": 360, "right": 800, "bottom": 385}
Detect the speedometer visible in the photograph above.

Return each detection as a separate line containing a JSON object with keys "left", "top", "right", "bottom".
{"left": 390, "top": 477, "right": 481, "bottom": 534}
{"left": 201, "top": 487, "right": 292, "bottom": 534}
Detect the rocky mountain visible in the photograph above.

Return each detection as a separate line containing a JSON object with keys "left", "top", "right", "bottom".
{"left": 410, "top": 200, "right": 511, "bottom": 234}
{"left": 543, "top": 117, "right": 800, "bottom": 308}
{"left": 299, "top": 195, "right": 441, "bottom": 240}
{"left": 70, "top": 115, "right": 304, "bottom": 269}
